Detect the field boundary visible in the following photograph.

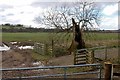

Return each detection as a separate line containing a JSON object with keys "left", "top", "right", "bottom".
{"left": 75, "top": 46, "right": 120, "bottom": 64}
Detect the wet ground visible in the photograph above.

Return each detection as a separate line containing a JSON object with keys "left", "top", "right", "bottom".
{"left": 1, "top": 41, "right": 119, "bottom": 68}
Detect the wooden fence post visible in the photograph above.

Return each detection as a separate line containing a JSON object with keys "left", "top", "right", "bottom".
{"left": 45, "top": 43, "right": 48, "bottom": 55}
{"left": 104, "top": 62, "right": 112, "bottom": 80}
{"left": 118, "top": 48, "right": 120, "bottom": 63}
{"left": 74, "top": 50, "right": 76, "bottom": 65}
{"left": 91, "top": 49, "right": 94, "bottom": 64}
{"left": 87, "top": 49, "right": 94, "bottom": 64}
{"left": 105, "top": 47, "right": 107, "bottom": 60}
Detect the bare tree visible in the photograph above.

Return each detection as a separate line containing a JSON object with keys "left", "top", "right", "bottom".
{"left": 35, "top": 2, "right": 101, "bottom": 53}
{"left": 35, "top": 5, "right": 72, "bottom": 30}
{"left": 67, "top": 2, "right": 101, "bottom": 53}
{"left": 72, "top": 2, "right": 101, "bottom": 31}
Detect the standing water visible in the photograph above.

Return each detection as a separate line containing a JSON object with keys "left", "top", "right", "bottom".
{"left": 0, "top": 43, "right": 10, "bottom": 51}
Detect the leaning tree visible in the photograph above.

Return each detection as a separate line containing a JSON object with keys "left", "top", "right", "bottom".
{"left": 68, "top": 2, "right": 101, "bottom": 53}
{"left": 35, "top": 2, "right": 101, "bottom": 54}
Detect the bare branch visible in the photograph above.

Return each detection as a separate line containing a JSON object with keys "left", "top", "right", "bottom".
{"left": 35, "top": 2, "right": 101, "bottom": 31}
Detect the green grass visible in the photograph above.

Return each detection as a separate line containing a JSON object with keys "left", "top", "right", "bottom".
{"left": 2, "top": 32, "right": 119, "bottom": 42}
{"left": 84, "top": 32, "right": 118, "bottom": 41}
{"left": 2, "top": 32, "right": 50, "bottom": 42}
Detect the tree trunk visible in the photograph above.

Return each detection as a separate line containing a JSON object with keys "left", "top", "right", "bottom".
{"left": 68, "top": 18, "right": 85, "bottom": 54}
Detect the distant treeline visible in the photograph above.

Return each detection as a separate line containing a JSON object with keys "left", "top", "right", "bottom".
{"left": 2, "top": 28, "right": 120, "bottom": 33}
{"left": 1, "top": 23, "right": 58, "bottom": 32}
{"left": 1, "top": 24, "right": 120, "bottom": 33}
{"left": 2, "top": 28, "right": 60, "bottom": 32}
{"left": 1, "top": 23, "right": 23, "bottom": 27}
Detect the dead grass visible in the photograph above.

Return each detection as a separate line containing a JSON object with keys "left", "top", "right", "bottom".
{"left": 86, "top": 40, "right": 118, "bottom": 48}
{"left": 31, "top": 51, "right": 51, "bottom": 61}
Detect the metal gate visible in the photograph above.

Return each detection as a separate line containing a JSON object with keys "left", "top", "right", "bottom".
{"left": 1, "top": 63, "right": 102, "bottom": 80}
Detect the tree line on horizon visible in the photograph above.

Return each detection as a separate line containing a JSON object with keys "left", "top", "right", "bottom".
{"left": 1, "top": 23, "right": 119, "bottom": 33}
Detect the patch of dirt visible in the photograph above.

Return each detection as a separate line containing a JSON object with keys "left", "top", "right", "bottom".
{"left": 2, "top": 49, "right": 34, "bottom": 68}
{"left": 48, "top": 54, "right": 74, "bottom": 66}
{"left": 2, "top": 49, "right": 74, "bottom": 68}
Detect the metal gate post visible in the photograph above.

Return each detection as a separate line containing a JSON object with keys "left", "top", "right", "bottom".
{"left": 19, "top": 70, "right": 22, "bottom": 80}
{"left": 64, "top": 67, "right": 67, "bottom": 80}
{"left": 99, "top": 64, "right": 102, "bottom": 80}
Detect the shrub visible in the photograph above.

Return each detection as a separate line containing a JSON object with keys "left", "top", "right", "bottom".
{"left": 52, "top": 46, "right": 67, "bottom": 57}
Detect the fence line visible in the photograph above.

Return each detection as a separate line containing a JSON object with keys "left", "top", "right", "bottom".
{"left": 92, "top": 46, "right": 119, "bottom": 62}
{"left": 76, "top": 46, "right": 119, "bottom": 64}
{"left": 1, "top": 63, "right": 102, "bottom": 79}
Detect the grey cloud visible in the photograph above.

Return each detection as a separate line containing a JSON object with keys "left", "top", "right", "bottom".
{"left": 20, "top": 11, "right": 24, "bottom": 14}
{"left": 1, "top": 15, "right": 6, "bottom": 18}
{"left": 30, "top": 2, "right": 71, "bottom": 8}
{"left": 31, "top": 2, "right": 107, "bottom": 9}
{"left": 30, "top": 2, "right": 55, "bottom": 8}
{"left": 0, "top": 14, "right": 19, "bottom": 24}
{"left": 6, "top": 13, "right": 14, "bottom": 16}
{"left": 0, "top": 8, "right": 5, "bottom": 12}
{"left": 0, "top": 4, "right": 13, "bottom": 10}
{"left": 0, "top": 15, "right": 6, "bottom": 21}
{"left": 9, "top": 20, "right": 20, "bottom": 24}
{"left": 2, "top": 19, "right": 20, "bottom": 24}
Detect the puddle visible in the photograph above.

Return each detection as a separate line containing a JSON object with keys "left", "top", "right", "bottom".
{"left": 1, "top": 42, "right": 44, "bottom": 50}
{"left": 32, "top": 61, "right": 50, "bottom": 71}
{"left": 10, "top": 42, "right": 17, "bottom": 44}
{"left": 33, "top": 61, "right": 43, "bottom": 66}
{"left": 0, "top": 44, "right": 10, "bottom": 51}
{"left": 18, "top": 46, "right": 34, "bottom": 50}
{"left": 10, "top": 41, "right": 34, "bottom": 50}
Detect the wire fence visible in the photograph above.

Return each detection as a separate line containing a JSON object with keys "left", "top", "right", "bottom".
{"left": 74, "top": 46, "right": 119, "bottom": 65}
{"left": 89, "top": 46, "right": 119, "bottom": 63}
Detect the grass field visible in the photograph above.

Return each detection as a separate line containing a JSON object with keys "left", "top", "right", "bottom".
{"left": 2, "top": 32, "right": 118, "bottom": 42}
{"left": 2, "top": 32, "right": 50, "bottom": 42}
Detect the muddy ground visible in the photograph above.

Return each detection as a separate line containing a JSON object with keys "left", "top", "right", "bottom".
{"left": 2, "top": 49, "right": 74, "bottom": 68}
{"left": 1, "top": 41, "right": 74, "bottom": 68}
{"left": 1, "top": 41, "right": 119, "bottom": 68}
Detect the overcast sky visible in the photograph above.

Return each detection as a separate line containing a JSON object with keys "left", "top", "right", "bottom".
{"left": 0, "top": 0, "right": 119, "bottom": 30}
